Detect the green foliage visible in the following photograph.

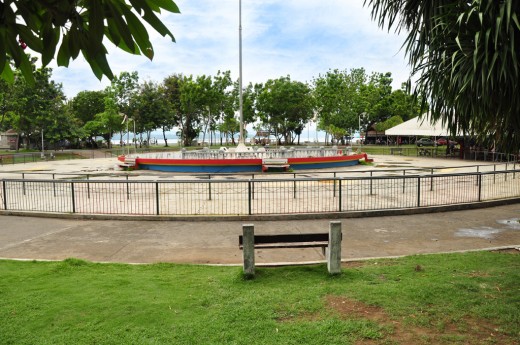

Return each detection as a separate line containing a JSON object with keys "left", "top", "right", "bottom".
{"left": 0, "top": 0, "right": 180, "bottom": 84}
{"left": 129, "top": 80, "right": 170, "bottom": 146}
{"left": 218, "top": 115, "right": 240, "bottom": 145}
{"left": 312, "top": 69, "right": 419, "bottom": 143}
{"left": 0, "top": 252, "right": 518, "bottom": 344}
{"left": 177, "top": 75, "right": 204, "bottom": 146}
{"left": 69, "top": 90, "right": 107, "bottom": 125}
{"left": 84, "top": 97, "right": 124, "bottom": 148}
{"left": 0, "top": 57, "right": 80, "bottom": 149}
{"left": 107, "top": 71, "right": 140, "bottom": 115}
{"left": 375, "top": 115, "right": 404, "bottom": 132}
{"left": 257, "top": 76, "right": 315, "bottom": 145}
{"left": 366, "top": 0, "right": 520, "bottom": 152}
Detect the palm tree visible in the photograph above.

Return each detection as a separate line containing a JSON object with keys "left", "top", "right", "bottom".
{"left": 365, "top": 0, "right": 520, "bottom": 153}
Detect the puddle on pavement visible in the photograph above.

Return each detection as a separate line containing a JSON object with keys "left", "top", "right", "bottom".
{"left": 455, "top": 218, "right": 520, "bottom": 239}
{"left": 497, "top": 218, "right": 520, "bottom": 230}
{"left": 455, "top": 227, "right": 503, "bottom": 239}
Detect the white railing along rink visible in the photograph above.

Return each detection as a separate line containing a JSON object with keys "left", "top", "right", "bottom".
{"left": 128, "top": 146, "right": 353, "bottom": 160}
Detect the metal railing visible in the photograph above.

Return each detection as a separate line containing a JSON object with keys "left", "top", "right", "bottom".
{"left": 1, "top": 161, "right": 517, "bottom": 181}
{"left": 1, "top": 170, "right": 519, "bottom": 216}
{"left": 2, "top": 147, "right": 518, "bottom": 166}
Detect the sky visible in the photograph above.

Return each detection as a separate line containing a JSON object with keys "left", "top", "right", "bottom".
{"left": 49, "top": 0, "right": 411, "bottom": 99}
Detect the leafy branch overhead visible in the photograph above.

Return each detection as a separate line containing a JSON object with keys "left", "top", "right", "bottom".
{"left": 0, "top": 0, "right": 180, "bottom": 84}
{"left": 365, "top": 0, "right": 520, "bottom": 153}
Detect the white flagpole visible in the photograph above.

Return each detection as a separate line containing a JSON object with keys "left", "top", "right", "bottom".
{"left": 238, "top": 0, "right": 244, "bottom": 145}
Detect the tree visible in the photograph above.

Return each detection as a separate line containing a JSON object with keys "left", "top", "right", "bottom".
{"left": 69, "top": 90, "right": 107, "bottom": 125}
{"left": 2, "top": 59, "right": 69, "bottom": 149}
{"left": 207, "top": 71, "right": 233, "bottom": 146}
{"left": 257, "top": 76, "right": 314, "bottom": 145}
{"left": 130, "top": 80, "right": 170, "bottom": 147}
{"left": 108, "top": 71, "right": 139, "bottom": 115}
{"left": 106, "top": 71, "right": 139, "bottom": 145}
{"left": 0, "top": 0, "right": 180, "bottom": 84}
{"left": 313, "top": 68, "right": 370, "bottom": 144}
{"left": 365, "top": 0, "right": 520, "bottom": 152}
{"left": 218, "top": 115, "right": 240, "bottom": 146}
{"left": 84, "top": 97, "right": 123, "bottom": 148}
{"left": 162, "top": 74, "right": 183, "bottom": 147}
{"left": 176, "top": 75, "right": 205, "bottom": 146}
{"left": 374, "top": 115, "right": 404, "bottom": 132}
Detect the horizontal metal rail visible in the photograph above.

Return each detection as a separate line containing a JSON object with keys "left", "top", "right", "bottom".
{"left": 1, "top": 162, "right": 517, "bottom": 181}
{"left": 1, "top": 170, "right": 519, "bottom": 217}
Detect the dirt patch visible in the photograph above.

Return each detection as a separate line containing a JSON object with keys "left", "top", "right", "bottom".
{"left": 490, "top": 248, "right": 520, "bottom": 255}
{"left": 342, "top": 260, "right": 399, "bottom": 269}
{"left": 326, "top": 295, "right": 515, "bottom": 345}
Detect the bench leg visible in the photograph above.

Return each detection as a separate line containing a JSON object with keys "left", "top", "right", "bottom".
{"left": 327, "top": 221, "right": 342, "bottom": 275}
{"left": 242, "top": 224, "right": 255, "bottom": 277}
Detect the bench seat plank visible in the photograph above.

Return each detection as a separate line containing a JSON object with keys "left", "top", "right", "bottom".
{"left": 239, "top": 233, "right": 329, "bottom": 247}
{"left": 239, "top": 241, "right": 328, "bottom": 250}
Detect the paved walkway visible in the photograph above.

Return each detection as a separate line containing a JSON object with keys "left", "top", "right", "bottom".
{"left": 1, "top": 203, "right": 519, "bottom": 265}
{"left": 1, "top": 154, "right": 519, "bottom": 265}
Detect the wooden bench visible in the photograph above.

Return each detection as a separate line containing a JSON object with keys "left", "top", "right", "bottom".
{"left": 239, "top": 233, "right": 331, "bottom": 255}
{"left": 390, "top": 147, "right": 403, "bottom": 155}
{"left": 239, "top": 222, "right": 342, "bottom": 277}
{"left": 418, "top": 148, "right": 433, "bottom": 156}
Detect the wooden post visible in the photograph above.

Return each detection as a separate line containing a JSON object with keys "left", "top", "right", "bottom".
{"left": 328, "top": 221, "right": 342, "bottom": 275}
{"left": 242, "top": 224, "right": 255, "bottom": 277}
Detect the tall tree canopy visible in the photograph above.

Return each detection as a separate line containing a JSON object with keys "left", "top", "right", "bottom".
{"left": 257, "top": 76, "right": 314, "bottom": 145}
{"left": 0, "top": 0, "right": 180, "bottom": 84}
{"left": 365, "top": 0, "right": 520, "bottom": 152}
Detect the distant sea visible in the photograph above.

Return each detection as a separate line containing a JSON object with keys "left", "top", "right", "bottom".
{"left": 111, "top": 129, "right": 343, "bottom": 146}
{"left": 112, "top": 129, "right": 359, "bottom": 145}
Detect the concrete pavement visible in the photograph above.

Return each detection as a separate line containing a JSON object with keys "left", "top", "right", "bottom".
{"left": 1, "top": 203, "right": 519, "bottom": 265}
{"left": 1, "top": 154, "right": 519, "bottom": 265}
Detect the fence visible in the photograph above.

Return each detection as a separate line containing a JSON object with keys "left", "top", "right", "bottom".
{"left": 385, "top": 147, "right": 519, "bottom": 162}
{"left": 2, "top": 147, "right": 519, "bottom": 166}
{"left": 0, "top": 151, "right": 113, "bottom": 165}
{"left": 1, "top": 161, "right": 516, "bottom": 182}
{"left": 1, "top": 170, "right": 519, "bottom": 216}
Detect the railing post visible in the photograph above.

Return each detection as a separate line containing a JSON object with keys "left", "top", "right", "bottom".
{"left": 248, "top": 180, "right": 252, "bottom": 215}
{"left": 333, "top": 172, "right": 336, "bottom": 197}
{"left": 251, "top": 175, "right": 255, "bottom": 200}
{"left": 2, "top": 180, "right": 7, "bottom": 210}
{"left": 242, "top": 224, "right": 255, "bottom": 277}
{"left": 87, "top": 174, "right": 90, "bottom": 199}
{"left": 478, "top": 174, "right": 482, "bottom": 202}
{"left": 22, "top": 173, "right": 26, "bottom": 196}
{"left": 208, "top": 174, "right": 212, "bottom": 200}
{"left": 402, "top": 170, "right": 406, "bottom": 193}
{"left": 338, "top": 179, "right": 342, "bottom": 212}
{"left": 293, "top": 174, "right": 296, "bottom": 199}
{"left": 71, "top": 182, "right": 76, "bottom": 213}
{"left": 328, "top": 221, "right": 342, "bottom": 275}
{"left": 430, "top": 169, "right": 434, "bottom": 191}
{"left": 52, "top": 174, "right": 56, "bottom": 197}
{"left": 126, "top": 175, "right": 130, "bottom": 200}
{"left": 417, "top": 176, "right": 421, "bottom": 207}
{"left": 493, "top": 165, "right": 496, "bottom": 184}
{"left": 155, "top": 182, "right": 160, "bottom": 215}
{"left": 370, "top": 171, "right": 373, "bottom": 195}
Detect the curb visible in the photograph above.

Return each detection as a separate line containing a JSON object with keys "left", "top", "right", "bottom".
{"left": 1, "top": 198, "right": 520, "bottom": 221}
{"left": 1, "top": 245, "right": 518, "bottom": 267}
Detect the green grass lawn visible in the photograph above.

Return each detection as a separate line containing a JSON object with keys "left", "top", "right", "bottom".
{"left": 1, "top": 252, "right": 519, "bottom": 345}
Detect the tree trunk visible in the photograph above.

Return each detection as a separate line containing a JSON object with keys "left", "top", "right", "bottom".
{"left": 162, "top": 127, "right": 168, "bottom": 147}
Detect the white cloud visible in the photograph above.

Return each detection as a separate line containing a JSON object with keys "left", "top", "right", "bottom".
{"left": 50, "top": 0, "right": 410, "bottom": 98}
